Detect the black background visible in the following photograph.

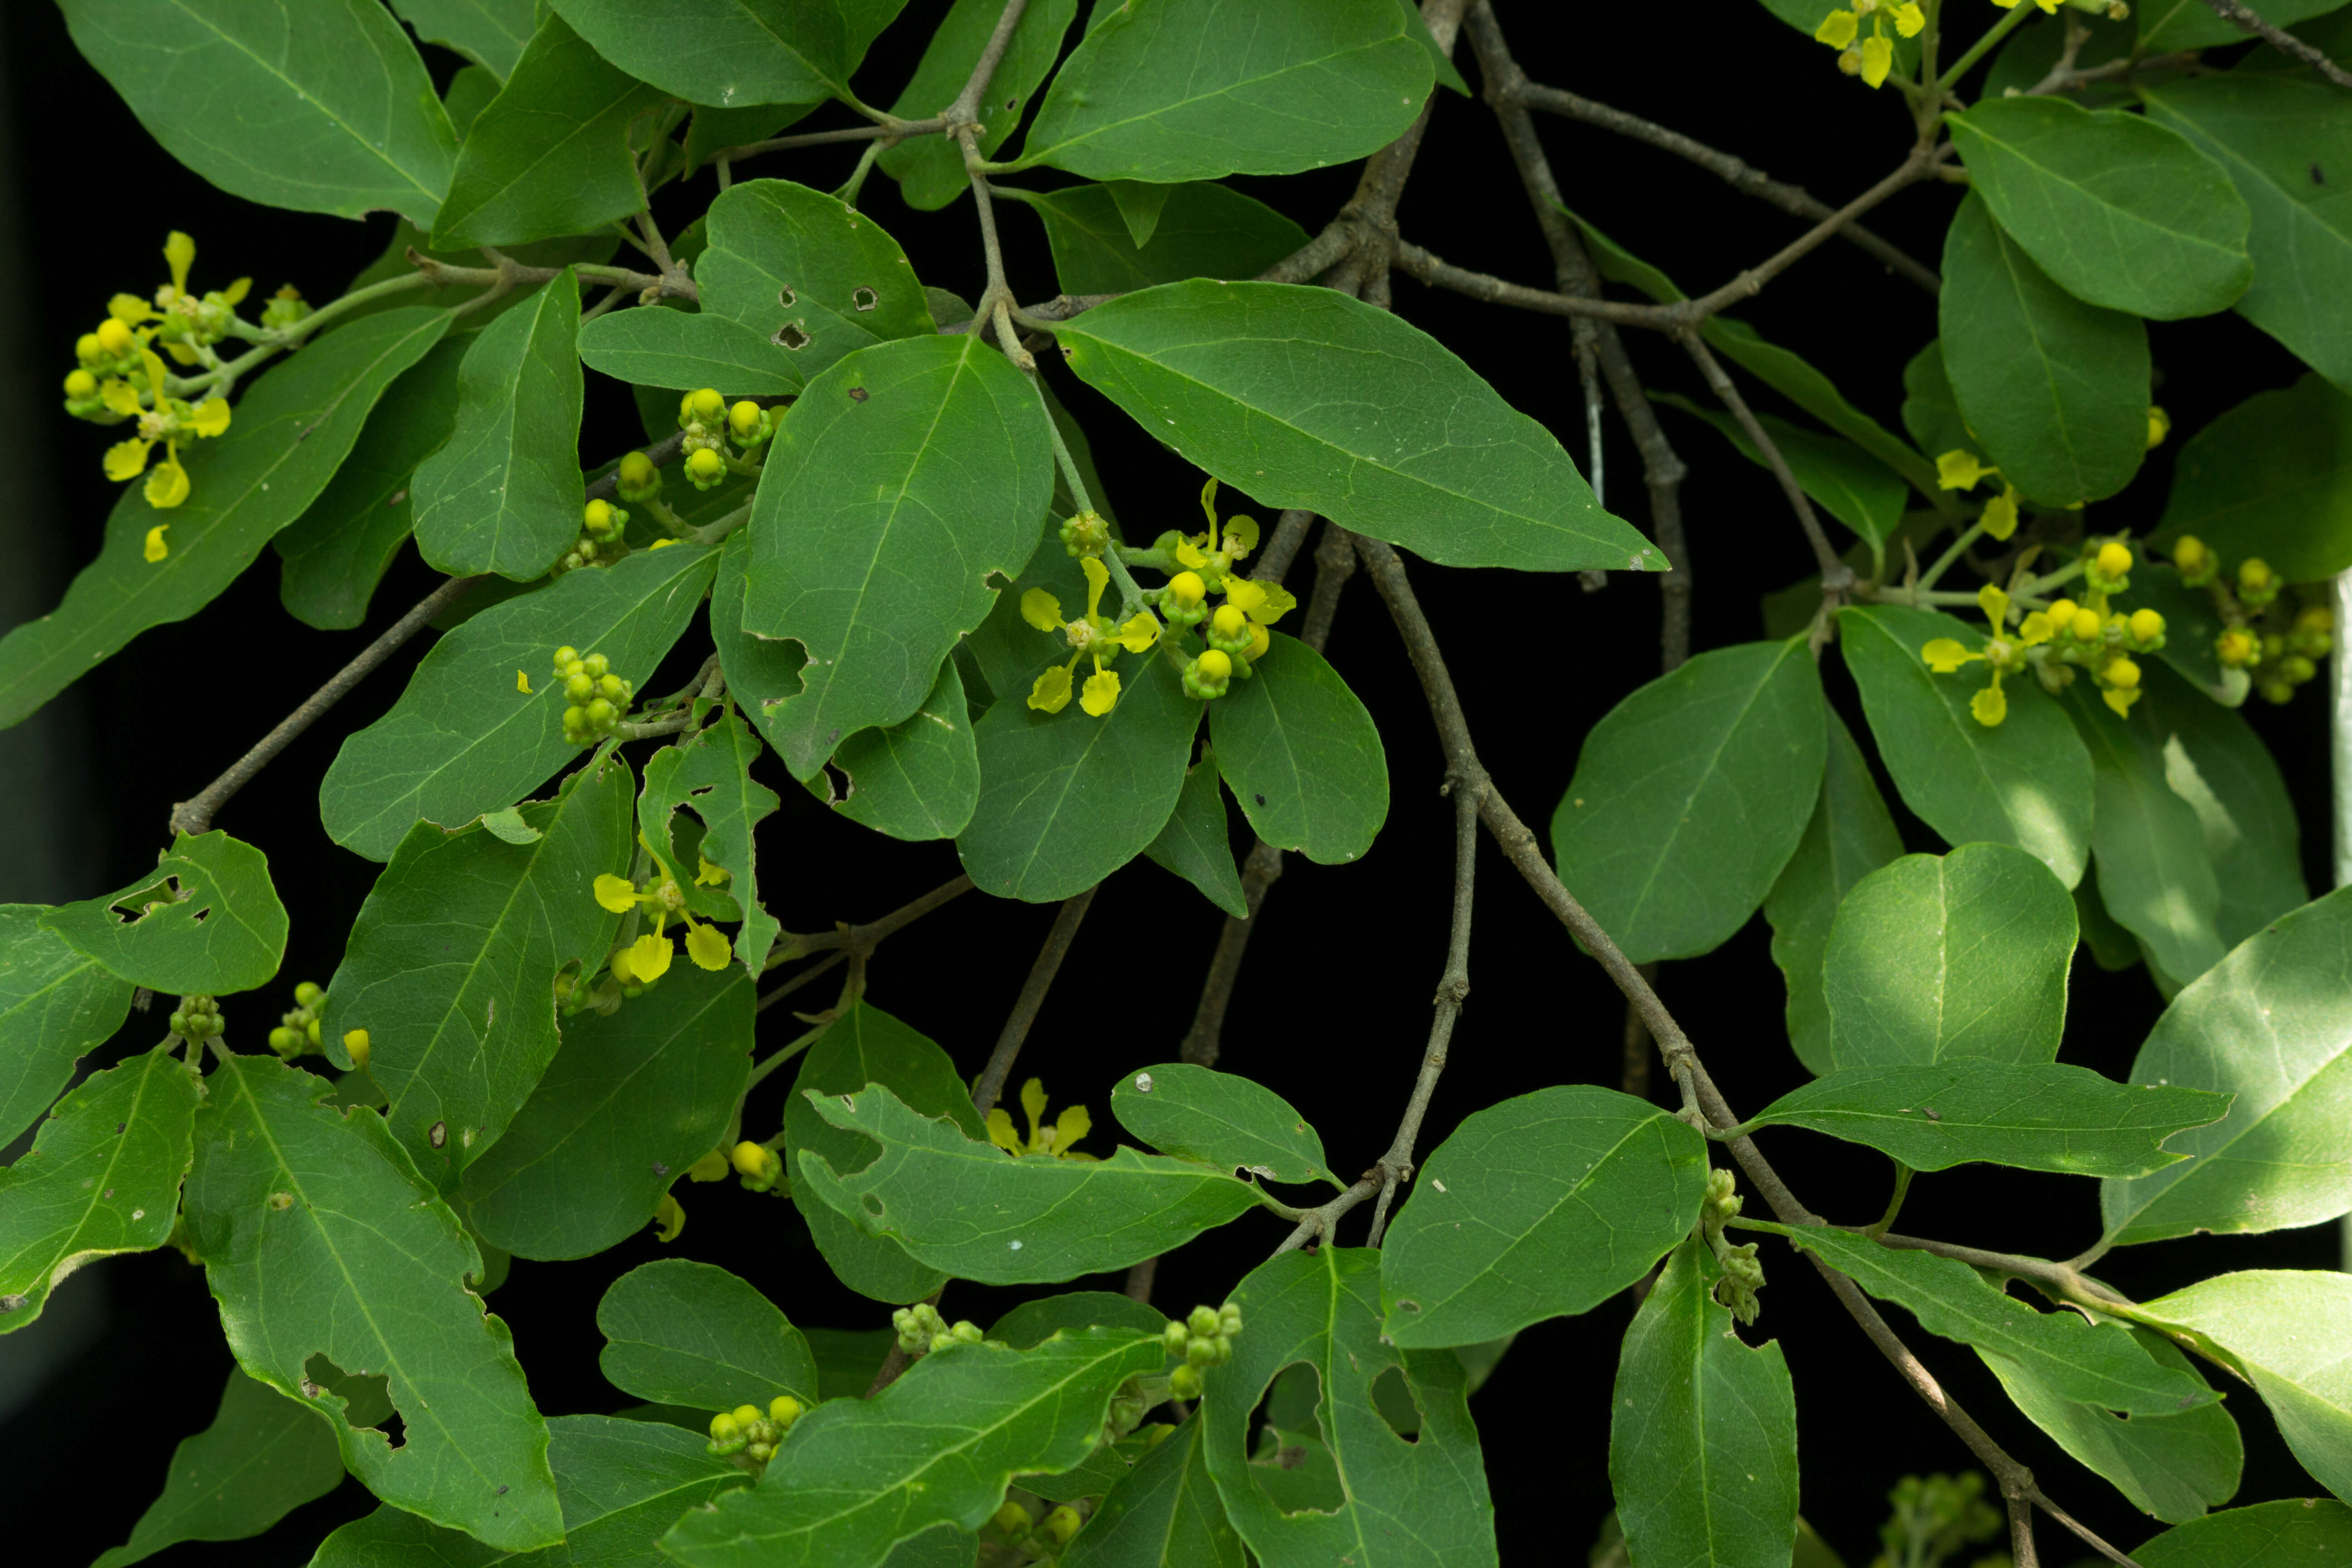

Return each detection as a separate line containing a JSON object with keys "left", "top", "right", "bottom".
{"left": 0, "top": 4, "right": 2339, "bottom": 1564}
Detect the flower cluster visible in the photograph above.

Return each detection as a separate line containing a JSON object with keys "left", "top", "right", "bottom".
{"left": 593, "top": 834, "right": 735, "bottom": 989}
{"left": 1934, "top": 450, "right": 2020, "bottom": 542}
{"left": 167, "top": 993, "right": 223, "bottom": 1044}
{"left": 266, "top": 980, "right": 328, "bottom": 1060}
{"left": 557, "top": 500, "right": 632, "bottom": 575}
{"left": 987, "top": 1078, "right": 1094, "bottom": 1160}
{"left": 2173, "top": 535, "right": 2333, "bottom": 705}
{"left": 1022, "top": 556, "right": 1161, "bottom": 716}
{"left": 893, "top": 1301, "right": 1003, "bottom": 1356}
{"left": 1813, "top": 0, "right": 1924, "bottom": 88}
{"left": 1699, "top": 1168, "right": 1766, "bottom": 1325}
{"left": 549, "top": 646, "right": 636, "bottom": 744}
{"left": 706, "top": 1396, "right": 804, "bottom": 1468}
{"left": 1924, "top": 542, "right": 2166, "bottom": 724}
{"left": 675, "top": 387, "right": 771, "bottom": 491}
{"left": 1162, "top": 1301, "right": 1244, "bottom": 1400}
{"left": 991, "top": 1499, "right": 1086, "bottom": 1555}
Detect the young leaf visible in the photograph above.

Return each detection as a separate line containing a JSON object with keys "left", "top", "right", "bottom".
{"left": 57, "top": 0, "right": 456, "bottom": 225}
{"left": 879, "top": 0, "right": 1080, "bottom": 209}
{"left": 412, "top": 270, "right": 584, "bottom": 581}
{"left": 1205, "top": 1247, "right": 1499, "bottom": 1568}
{"left": 1012, "top": 182, "right": 1311, "bottom": 295}
{"left": 0, "top": 1047, "right": 198, "bottom": 1333}
{"left": 597, "top": 1259, "right": 819, "bottom": 1412}
{"left": 319, "top": 541, "right": 716, "bottom": 861}
{"left": 1379, "top": 1085, "right": 1710, "bottom": 1348}
{"left": 392, "top": 0, "right": 536, "bottom": 79}
{"left": 2135, "top": 1499, "right": 2352, "bottom": 1565}
{"left": 42, "top": 832, "right": 289, "bottom": 996}
{"left": 1061, "top": 1412, "right": 1245, "bottom": 1568}
{"left": 1550, "top": 640, "right": 1827, "bottom": 965}
{"left": 796, "top": 1083, "right": 1260, "bottom": 1284}
{"left": 183, "top": 1052, "right": 562, "bottom": 1548}
{"left": 0, "top": 906, "right": 133, "bottom": 1148}
{"left": 463, "top": 965, "right": 753, "bottom": 1259}
{"left": 1055, "top": 281, "right": 1662, "bottom": 574}
{"left": 2151, "top": 374, "right": 2352, "bottom": 582}
{"left": 821, "top": 656, "right": 983, "bottom": 843}
{"left": 1837, "top": 604, "right": 2094, "bottom": 887}
{"left": 547, "top": 0, "right": 906, "bottom": 111}
{"left": 2137, "top": 666, "right": 2307, "bottom": 948}
{"left": 2142, "top": 1271, "right": 2352, "bottom": 1500}
{"left": 0, "top": 307, "right": 451, "bottom": 730}
{"left": 1209, "top": 632, "right": 1388, "bottom": 867}
{"left": 2065, "top": 684, "right": 2227, "bottom": 989}
{"left": 1744, "top": 1062, "right": 2230, "bottom": 1177}
{"left": 639, "top": 709, "right": 782, "bottom": 973}
{"left": 1940, "top": 191, "right": 2150, "bottom": 505}
{"left": 323, "top": 759, "right": 632, "bottom": 1191}
{"left": 1609, "top": 1240, "right": 1798, "bottom": 1568}
{"left": 1109, "top": 1063, "right": 1338, "bottom": 1186}
{"left": 1016, "top": 0, "right": 1432, "bottom": 182}
{"left": 2102, "top": 886, "right": 2352, "bottom": 1245}
{"left": 1822, "top": 842, "right": 2078, "bottom": 1070}
{"left": 1142, "top": 759, "right": 1246, "bottom": 918}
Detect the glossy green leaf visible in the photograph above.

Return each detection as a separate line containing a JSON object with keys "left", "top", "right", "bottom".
{"left": 1142, "top": 759, "right": 1245, "bottom": 917}
{"left": 2065, "top": 684, "right": 2226, "bottom": 988}
{"left": 323, "top": 760, "right": 632, "bottom": 1190}
{"left": 59, "top": 0, "right": 456, "bottom": 225}
{"left": 1208, "top": 632, "right": 1386, "bottom": 866}
{"left": 2102, "top": 886, "right": 2352, "bottom": 1245}
{"left": 2143, "top": 76, "right": 2352, "bottom": 394}
{"left": 2144, "top": 1271, "right": 2352, "bottom": 1499}
{"left": 639, "top": 710, "right": 781, "bottom": 972}
{"left": 0, "top": 906, "right": 132, "bottom": 1149}
{"left": 1206, "top": 1247, "right": 1498, "bottom": 1568}
{"left": 1822, "top": 842, "right": 2078, "bottom": 1069}
{"left": 1946, "top": 98, "right": 2251, "bottom": 319}
{"left": 1940, "top": 191, "right": 2150, "bottom": 505}
{"left": 957, "top": 653, "right": 1199, "bottom": 903}
{"left": 548, "top": 0, "right": 907, "bottom": 108}
{"left": 744, "top": 335, "right": 1052, "bottom": 778}
{"left": 184, "top": 1052, "right": 561, "bottom": 1548}
{"left": 597, "top": 1259, "right": 818, "bottom": 1412}
{"left": 1012, "top": 182, "right": 1311, "bottom": 295}
{"left": 2139, "top": 0, "right": 2349, "bottom": 51}
{"left": 798, "top": 1083, "right": 1259, "bottom": 1285}
{"left": 575, "top": 309, "right": 799, "bottom": 398}
{"left": 1550, "top": 640, "right": 1827, "bottom": 965}
{"left": 988, "top": 1291, "right": 1168, "bottom": 1349}
{"left": 1016, "top": 0, "right": 1431, "bottom": 181}
{"left": 43, "top": 832, "right": 289, "bottom": 996}
{"left": 0, "top": 307, "right": 450, "bottom": 730}
{"left": 1763, "top": 711, "right": 1904, "bottom": 1077}
{"left": 821, "top": 655, "right": 982, "bottom": 842}
{"left": 1106, "top": 181, "right": 1172, "bottom": 247}
{"left": 413, "top": 271, "right": 583, "bottom": 580}
{"left": 1745, "top": 1062, "right": 2230, "bottom": 1176}
{"left": 1062, "top": 1413, "right": 1244, "bottom": 1568}
{"left": 393, "top": 0, "right": 537, "bottom": 78}
{"left": 2138, "top": 1499, "right": 2352, "bottom": 1566}
{"left": 0, "top": 1047, "right": 197, "bottom": 1333}
{"left": 2138, "top": 666, "right": 2306, "bottom": 947}
{"left": 1109, "top": 1063, "right": 1337, "bottom": 1186}
{"left": 1610, "top": 1239, "right": 1798, "bottom": 1568}
{"left": 1379, "top": 1085, "right": 1710, "bottom": 1348}
{"left": 785, "top": 1002, "right": 984, "bottom": 1304}
{"left": 879, "top": 0, "right": 1079, "bottom": 208}
{"left": 464, "top": 965, "right": 752, "bottom": 1259}
{"left": 1058, "top": 282, "right": 1659, "bottom": 573}
{"left": 2152, "top": 374, "right": 2352, "bottom": 581}
{"left": 1659, "top": 398, "right": 1910, "bottom": 555}
{"left": 1758, "top": 1221, "right": 2215, "bottom": 1414}
{"left": 320, "top": 542, "right": 715, "bottom": 860}
{"left": 1837, "top": 605, "right": 2094, "bottom": 887}
{"left": 432, "top": 13, "right": 669, "bottom": 249}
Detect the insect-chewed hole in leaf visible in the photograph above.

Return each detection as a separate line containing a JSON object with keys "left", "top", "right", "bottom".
{"left": 774, "top": 322, "right": 811, "bottom": 351}
{"left": 108, "top": 877, "right": 186, "bottom": 923}
{"left": 860, "top": 1192, "right": 886, "bottom": 1220}
{"left": 818, "top": 760, "right": 853, "bottom": 805}
{"left": 302, "top": 1353, "right": 398, "bottom": 1441}
{"left": 777, "top": 285, "right": 796, "bottom": 308}
{"left": 1246, "top": 1363, "right": 1345, "bottom": 1516}
{"left": 851, "top": 286, "right": 877, "bottom": 312}
{"left": 1369, "top": 1365, "right": 1423, "bottom": 1444}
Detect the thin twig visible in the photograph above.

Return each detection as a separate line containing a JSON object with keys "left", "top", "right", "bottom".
{"left": 756, "top": 950, "right": 847, "bottom": 1013}
{"left": 1254, "top": 508, "right": 1318, "bottom": 586}
{"left": 1679, "top": 332, "right": 1855, "bottom": 592}
{"left": 2027, "top": 48, "right": 2199, "bottom": 95}
{"left": 2198, "top": 0, "right": 2352, "bottom": 88}
{"left": 970, "top": 887, "right": 1095, "bottom": 1117}
{"left": 787, "top": 875, "right": 976, "bottom": 959}
{"left": 721, "top": 116, "right": 948, "bottom": 165}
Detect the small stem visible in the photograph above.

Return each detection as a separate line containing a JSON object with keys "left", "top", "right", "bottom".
{"left": 1938, "top": 1, "right": 2036, "bottom": 90}
{"left": 1916, "top": 519, "right": 1986, "bottom": 593}
{"left": 970, "top": 888, "right": 1095, "bottom": 1117}
{"left": 1681, "top": 332, "right": 1852, "bottom": 593}
{"left": 757, "top": 951, "right": 847, "bottom": 1014}
{"left": 1863, "top": 1161, "right": 1914, "bottom": 1239}
{"left": 745, "top": 1020, "right": 835, "bottom": 1091}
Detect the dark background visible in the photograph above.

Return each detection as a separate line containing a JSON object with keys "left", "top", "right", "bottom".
{"left": 0, "top": 3, "right": 2338, "bottom": 1564}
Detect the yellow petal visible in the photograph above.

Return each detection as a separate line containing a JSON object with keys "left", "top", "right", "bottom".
{"left": 189, "top": 398, "right": 231, "bottom": 437}
{"left": 2018, "top": 612, "right": 2055, "bottom": 648}
{"left": 1020, "top": 1078, "right": 1049, "bottom": 1142}
{"left": 1861, "top": 35, "right": 1894, "bottom": 87}
{"left": 222, "top": 276, "right": 252, "bottom": 306}
{"left": 1971, "top": 682, "right": 2009, "bottom": 727}
{"left": 1936, "top": 450, "right": 1990, "bottom": 491}
{"left": 1020, "top": 588, "right": 1064, "bottom": 632}
{"left": 1981, "top": 488, "right": 2019, "bottom": 542}
{"left": 145, "top": 458, "right": 191, "bottom": 509}
{"left": 1977, "top": 584, "right": 2011, "bottom": 628}
{"left": 108, "top": 293, "right": 154, "bottom": 325}
{"left": 685, "top": 921, "right": 731, "bottom": 971}
{"left": 686, "top": 1149, "right": 730, "bottom": 1182}
{"left": 1814, "top": 8, "right": 1859, "bottom": 45}
{"left": 2102, "top": 686, "right": 2140, "bottom": 718}
{"left": 138, "top": 348, "right": 170, "bottom": 397}
{"left": 1080, "top": 667, "right": 1121, "bottom": 717}
{"left": 163, "top": 341, "right": 202, "bottom": 367}
{"left": 1050, "top": 1104, "right": 1091, "bottom": 1156}
{"left": 593, "top": 873, "right": 641, "bottom": 913}
{"left": 625, "top": 933, "right": 673, "bottom": 982}
{"left": 1224, "top": 514, "right": 1259, "bottom": 558}
{"left": 1027, "top": 662, "right": 1074, "bottom": 714}
{"left": 695, "top": 854, "right": 731, "bottom": 887}
{"left": 143, "top": 524, "right": 170, "bottom": 564}
{"left": 1174, "top": 539, "right": 1210, "bottom": 569}
{"left": 1111, "top": 611, "right": 1161, "bottom": 652}
{"left": 1080, "top": 555, "right": 1110, "bottom": 616}
{"left": 1891, "top": 2, "right": 1925, "bottom": 36}
{"left": 986, "top": 1107, "right": 1022, "bottom": 1155}
{"left": 103, "top": 436, "right": 153, "bottom": 481}
{"left": 1921, "top": 638, "right": 1983, "bottom": 675}
{"left": 99, "top": 379, "right": 144, "bottom": 416}
{"left": 1223, "top": 579, "right": 1266, "bottom": 615}
{"left": 164, "top": 231, "right": 196, "bottom": 294}
{"left": 653, "top": 1193, "right": 685, "bottom": 1243}
{"left": 517, "top": 670, "right": 533, "bottom": 694}
{"left": 1242, "top": 582, "right": 1296, "bottom": 625}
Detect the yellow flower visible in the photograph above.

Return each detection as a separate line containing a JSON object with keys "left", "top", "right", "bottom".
{"left": 1937, "top": 450, "right": 1994, "bottom": 491}
{"left": 98, "top": 347, "right": 229, "bottom": 511}
{"left": 1024, "top": 556, "right": 1148, "bottom": 718}
{"left": 694, "top": 854, "right": 731, "bottom": 888}
{"left": 594, "top": 873, "right": 640, "bottom": 913}
{"left": 1994, "top": 0, "right": 2063, "bottom": 13}
{"left": 686, "top": 1148, "right": 730, "bottom": 1181}
{"left": 1815, "top": 9, "right": 1859, "bottom": 46}
{"left": 1920, "top": 583, "right": 2053, "bottom": 727}
{"left": 143, "top": 525, "right": 170, "bottom": 563}
{"left": 1860, "top": 34, "right": 1894, "bottom": 86}
{"left": 1980, "top": 486, "right": 2020, "bottom": 541}
{"left": 686, "top": 922, "right": 730, "bottom": 970}
{"left": 1221, "top": 578, "right": 1297, "bottom": 627}
{"left": 343, "top": 1029, "right": 371, "bottom": 1070}
{"left": 612, "top": 933, "right": 674, "bottom": 985}
{"left": 598, "top": 838, "right": 733, "bottom": 979}
{"left": 986, "top": 1078, "right": 1095, "bottom": 1160}
{"left": 1818, "top": 0, "right": 1917, "bottom": 86}
{"left": 1080, "top": 668, "right": 1121, "bottom": 717}
{"left": 1173, "top": 478, "right": 1262, "bottom": 574}
{"left": 1027, "top": 661, "right": 1074, "bottom": 714}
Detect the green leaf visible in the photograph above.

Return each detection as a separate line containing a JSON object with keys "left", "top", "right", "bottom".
{"left": 1763, "top": 711, "right": 1904, "bottom": 1077}
{"left": 0, "top": 906, "right": 132, "bottom": 1149}
{"left": 1945, "top": 98, "right": 2251, "bottom": 320}
{"left": 1142, "top": 760, "right": 1245, "bottom": 918}
{"left": 879, "top": 0, "right": 1080, "bottom": 209}
{"left": 1059, "top": 282, "right": 1657, "bottom": 573}
{"left": 548, "top": 0, "right": 907, "bottom": 108}
{"left": 2143, "top": 1271, "right": 2352, "bottom": 1499}
{"left": 597, "top": 1259, "right": 818, "bottom": 1412}
{"left": 819, "top": 639, "right": 982, "bottom": 842}
{"left": 2132, "top": 563, "right": 2249, "bottom": 706}
{"left": 413, "top": 272, "right": 583, "bottom": 580}
{"left": 1837, "top": 605, "right": 2094, "bottom": 887}
{"left": 1549, "top": 640, "right": 1827, "bottom": 965}
{"left": 392, "top": 0, "right": 538, "bottom": 78}
{"left": 184, "top": 1052, "right": 561, "bottom": 1548}
{"left": 797, "top": 1083, "right": 1259, "bottom": 1285}
{"left": 987, "top": 1291, "right": 1169, "bottom": 1349}
{"left": 1208, "top": 632, "right": 1387, "bottom": 866}
{"left": 58, "top": 0, "right": 456, "bottom": 225}
{"left": 1744, "top": 1062, "right": 2230, "bottom": 1177}
{"left": 275, "top": 335, "right": 467, "bottom": 631}
{"left": 1016, "top": 0, "right": 1431, "bottom": 181}
{"left": 1822, "top": 842, "right": 2078, "bottom": 1069}
{"left": 1061, "top": 1413, "right": 1244, "bottom": 1568}
{"left": 1940, "top": 190, "right": 2150, "bottom": 505}
{"left": 1609, "top": 1239, "right": 1798, "bottom": 1568}
{"left": 2152, "top": 374, "right": 2352, "bottom": 581}
{"left": 684, "top": 102, "right": 819, "bottom": 171}
{"left": 785, "top": 1002, "right": 983, "bottom": 1304}
{"left": 323, "top": 760, "right": 632, "bottom": 1190}
{"left": 2102, "top": 886, "right": 2352, "bottom": 1245}
{"left": 1397, "top": 0, "right": 1472, "bottom": 93}
{"left": 959, "top": 514, "right": 1087, "bottom": 704}
{"left": 319, "top": 541, "right": 715, "bottom": 860}
{"left": 574, "top": 308, "right": 801, "bottom": 398}
{"left": 2138, "top": 666, "right": 2306, "bottom": 947}
{"left": 1978, "top": 1328, "right": 2240, "bottom": 1526}
{"left": 43, "top": 831, "right": 289, "bottom": 996}
{"left": 1205, "top": 1248, "right": 1499, "bottom": 1568}
{"left": 0, "top": 307, "right": 451, "bottom": 730}
{"left": 0, "top": 1047, "right": 197, "bottom": 1333}
{"left": 2065, "top": 683, "right": 2227, "bottom": 988}
{"left": 1107, "top": 181, "right": 1172, "bottom": 248}
{"left": 1657, "top": 397, "right": 1910, "bottom": 557}
{"left": 1378, "top": 1085, "right": 1710, "bottom": 1348}
{"left": 431, "top": 13, "right": 669, "bottom": 250}
{"left": 1011, "top": 182, "right": 1311, "bottom": 295}
{"left": 1109, "top": 1063, "right": 1337, "bottom": 1186}
{"left": 639, "top": 710, "right": 782, "bottom": 972}
{"left": 744, "top": 335, "right": 1053, "bottom": 778}
{"left": 2142, "top": 76, "right": 2352, "bottom": 394}
{"left": 463, "top": 965, "right": 752, "bottom": 1259}
{"left": 713, "top": 528, "right": 807, "bottom": 753}
{"left": 806, "top": 1328, "right": 896, "bottom": 1401}
{"left": 1901, "top": 340, "right": 1972, "bottom": 466}
{"left": 2137, "top": 1499, "right": 2352, "bottom": 1566}
{"left": 2138, "top": 0, "right": 2349, "bottom": 51}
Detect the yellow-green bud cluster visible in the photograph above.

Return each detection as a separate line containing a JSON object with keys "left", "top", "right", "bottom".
{"left": 726, "top": 398, "right": 775, "bottom": 449}
{"left": 989, "top": 1499, "right": 1083, "bottom": 1549}
{"left": 892, "top": 1302, "right": 990, "bottom": 1356}
{"left": 1698, "top": 1167, "right": 1766, "bottom": 1323}
{"left": 1158, "top": 568, "right": 1211, "bottom": 630}
{"left": 729, "top": 1139, "right": 783, "bottom": 1193}
{"left": 706, "top": 1395, "right": 804, "bottom": 1465}
{"left": 2258, "top": 606, "right": 2333, "bottom": 705}
{"left": 615, "top": 451, "right": 663, "bottom": 504}
{"left": 2172, "top": 534, "right": 2219, "bottom": 588}
{"left": 1181, "top": 648, "right": 1234, "bottom": 701}
{"left": 260, "top": 285, "right": 310, "bottom": 333}
{"left": 2170, "top": 537, "right": 2332, "bottom": 705}
{"left": 553, "top": 647, "right": 633, "bottom": 744}
{"left": 1058, "top": 510, "right": 1112, "bottom": 558}
{"left": 2236, "top": 555, "right": 2279, "bottom": 611}
{"left": 169, "top": 994, "right": 224, "bottom": 1043}
{"left": 676, "top": 389, "right": 742, "bottom": 490}
{"left": 1161, "top": 1302, "right": 1243, "bottom": 1399}
{"left": 267, "top": 980, "right": 328, "bottom": 1059}
{"left": 558, "top": 500, "right": 630, "bottom": 576}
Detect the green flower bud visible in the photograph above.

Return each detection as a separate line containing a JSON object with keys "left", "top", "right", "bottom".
{"left": 294, "top": 981, "right": 323, "bottom": 1007}
{"left": 566, "top": 672, "right": 594, "bottom": 702}
{"left": 745, "top": 1440, "right": 773, "bottom": 1462}
{"left": 586, "top": 698, "right": 617, "bottom": 728}
{"left": 1218, "top": 1303, "right": 1242, "bottom": 1336}
{"left": 169, "top": 1011, "right": 188, "bottom": 1035}
{"left": 953, "top": 1320, "right": 984, "bottom": 1344}
{"left": 1169, "top": 1363, "right": 1203, "bottom": 1400}
{"left": 710, "top": 1412, "right": 741, "bottom": 1443}
{"left": 1163, "top": 1320, "right": 1189, "bottom": 1352}
{"left": 554, "top": 646, "right": 578, "bottom": 667}
{"left": 583, "top": 652, "right": 610, "bottom": 678}
{"left": 1186, "top": 1335, "right": 1217, "bottom": 1366}
{"left": 1187, "top": 1305, "right": 1220, "bottom": 1337}
{"left": 769, "top": 1395, "right": 803, "bottom": 1427}
{"left": 993, "top": 1501, "right": 1034, "bottom": 1539}
{"left": 596, "top": 674, "right": 626, "bottom": 700}
{"left": 1043, "top": 1505, "right": 1083, "bottom": 1546}
{"left": 268, "top": 1026, "right": 301, "bottom": 1055}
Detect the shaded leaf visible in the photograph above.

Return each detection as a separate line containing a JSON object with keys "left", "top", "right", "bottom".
{"left": 2138, "top": 666, "right": 2305, "bottom": 948}
{"left": 2065, "top": 683, "right": 2226, "bottom": 988}
{"left": 821, "top": 655, "right": 982, "bottom": 843}
{"left": 597, "top": 1259, "right": 818, "bottom": 1412}
{"left": 43, "top": 832, "right": 289, "bottom": 996}
{"left": 1660, "top": 398, "right": 1910, "bottom": 559}
{"left": 2138, "top": 0, "right": 2349, "bottom": 53}
{"left": 640, "top": 710, "right": 782, "bottom": 973}
{"left": 392, "top": 0, "right": 537, "bottom": 78}
{"left": 547, "top": 0, "right": 908, "bottom": 109}
{"left": 988, "top": 1291, "right": 1167, "bottom": 1349}
{"left": 1142, "top": 759, "right": 1245, "bottom": 918}
{"left": 2152, "top": 373, "right": 2352, "bottom": 582}
{"left": 0, "top": 905, "right": 132, "bottom": 1149}
{"left": 1061, "top": 1414, "right": 1244, "bottom": 1568}
{"left": 1209, "top": 632, "right": 1386, "bottom": 866}
{"left": 879, "top": 0, "right": 1080, "bottom": 209}
{"left": 1109, "top": 1063, "right": 1337, "bottom": 1186}
{"left": 1013, "top": 182, "right": 1310, "bottom": 295}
